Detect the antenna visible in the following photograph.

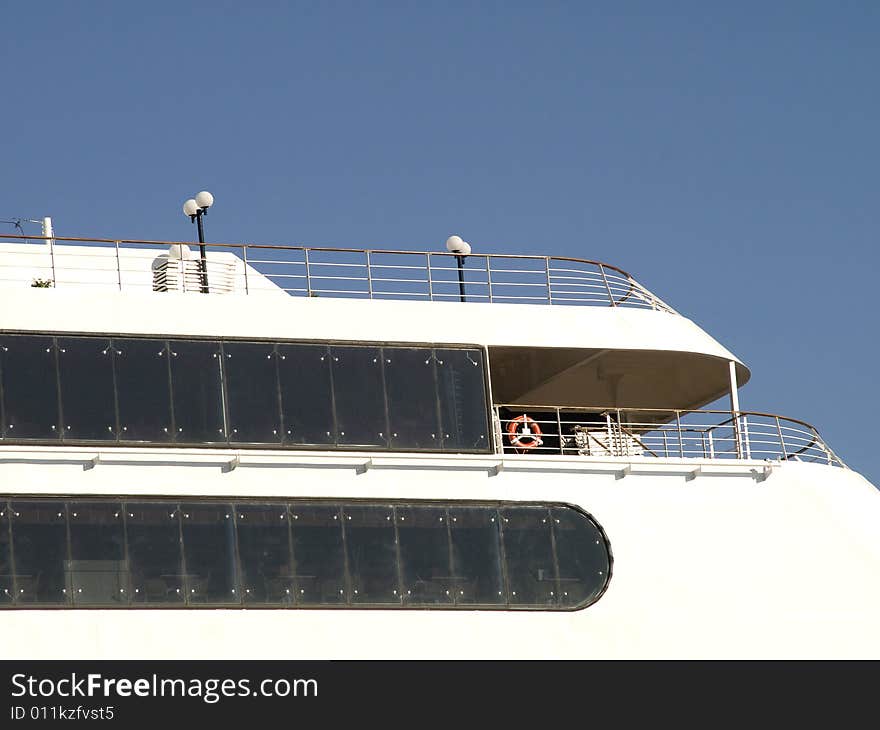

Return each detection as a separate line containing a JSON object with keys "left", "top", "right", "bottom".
{"left": 1, "top": 216, "right": 44, "bottom": 235}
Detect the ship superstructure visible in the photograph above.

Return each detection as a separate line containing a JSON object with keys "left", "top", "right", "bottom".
{"left": 0, "top": 231, "right": 877, "bottom": 658}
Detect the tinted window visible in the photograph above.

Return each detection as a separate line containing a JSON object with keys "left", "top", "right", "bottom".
{"left": 126, "top": 503, "right": 184, "bottom": 604}
{"left": 114, "top": 339, "right": 173, "bottom": 442}
{"left": 437, "top": 349, "right": 489, "bottom": 451}
{"left": 343, "top": 505, "right": 400, "bottom": 605}
{"left": 290, "top": 505, "right": 346, "bottom": 605}
{"left": 180, "top": 504, "right": 239, "bottom": 604}
{"left": 68, "top": 502, "right": 127, "bottom": 605}
{"left": 552, "top": 506, "right": 609, "bottom": 608}
{"left": 224, "top": 342, "right": 282, "bottom": 444}
{"left": 236, "top": 504, "right": 293, "bottom": 605}
{"left": 11, "top": 501, "right": 69, "bottom": 605}
{"left": 501, "top": 507, "right": 557, "bottom": 607}
{"left": 449, "top": 506, "right": 505, "bottom": 605}
{"left": 331, "top": 346, "right": 387, "bottom": 447}
{"left": 57, "top": 337, "right": 117, "bottom": 441}
{"left": 1, "top": 334, "right": 491, "bottom": 454}
{"left": 385, "top": 348, "right": 441, "bottom": 450}
{"left": 278, "top": 344, "right": 334, "bottom": 445}
{"left": 0, "top": 499, "right": 610, "bottom": 611}
{"left": 396, "top": 506, "right": 452, "bottom": 605}
{"left": 0, "top": 504, "right": 11, "bottom": 604}
{"left": 0, "top": 335, "right": 59, "bottom": 439}
{"left": 169, "top": 341, "right": 226, "bottom": 443}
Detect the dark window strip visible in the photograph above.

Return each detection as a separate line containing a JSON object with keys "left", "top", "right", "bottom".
{"left": 0, "top": 499, "right": 610, "bottom": 612}
{"left": 0, "top": 335, "right": 491, "bottom": 453}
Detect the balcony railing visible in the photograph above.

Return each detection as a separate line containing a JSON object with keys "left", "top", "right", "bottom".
{"left": 0, "top": 235, "right": 675, "bottom": 312}
{"left": 494, "top": 405, "right": 845, "bottom": 467}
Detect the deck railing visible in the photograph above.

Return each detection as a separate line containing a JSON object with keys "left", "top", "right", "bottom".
{"left": 0, "top": 235, "right": 675, "bottom": 312}
{"left": 494, "top": 405, "right": 845, "bottom": 467}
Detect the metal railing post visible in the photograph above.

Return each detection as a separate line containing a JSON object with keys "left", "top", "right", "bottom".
{"left": 492, "top": 405, "right": 503, "bottom": 455}
{"left": 426, "top": 253, "right": 434, "bottom": 301}
{"left": 486, "top": 255, "right": 493, "bottom": 303}
{"left": 774, "top": 416, "right": 787, "bottom": 460}
{"left": 545, "top": 257, "right": 553, "bottom": 304}
{"left": 616, "top": 408, "right": 623, "bottom": 455}
{"left": 741, "top": 414, "right": 752, "bottom": 459}
{"left": 303, "top": 248, "right": 312, "bottom": 296}
{"left": 49, "top": 238, "right": 57, "bottom": 286}
{"left": 708, "top": 430, "right": 715, "bottom": 459}
{"left": 605, "top": 413, "right": 614, "bottom": 456}
{"left": 114, "top": 240, "right": 122, "bottom": 291}
{"left": 675, "top": 411, "right": 684, "bottom": 458}
{"left": 598, "top": 263, "right": 616, "bottom": 307}
{"left": 365, "top": 250, "right": 374, "bottom": 299}
{"left": 242, "top": 245, "right": 250, "bottom": 295}
{"left": 556, "top": 407, "right": 563, "bottom": 455}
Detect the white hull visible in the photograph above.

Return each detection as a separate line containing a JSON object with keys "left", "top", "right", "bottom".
{"left": 3, "top": 455, "right": 878, "bottom": 659}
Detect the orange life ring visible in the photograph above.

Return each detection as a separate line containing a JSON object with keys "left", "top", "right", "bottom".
{"left": 507, "top": 414, "right": 543, "bottom": 449}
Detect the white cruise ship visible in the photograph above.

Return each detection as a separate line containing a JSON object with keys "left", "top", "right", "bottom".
{"left": 1, "top": 218, "right": 878, "bottom": 659}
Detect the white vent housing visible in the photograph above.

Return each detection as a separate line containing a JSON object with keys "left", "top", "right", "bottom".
{"left": 151, "top": 255, "right": 236, "bottom": 294}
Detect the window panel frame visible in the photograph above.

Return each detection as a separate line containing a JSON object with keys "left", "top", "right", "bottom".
{"left": 56, "top": 337, "right": 119, "bottom": 443}
{"left": 0, "top": 334, "right": 62, "bottom": 441}
{"left": 168, "top": 340, "right": 227, "bottom": 445}
{"left": 125, "top": 502, "right": 186, "bottom": 606}
{"left": 435, "top": 348, "right": 491, "bottom": 452}
{"left": 277, "top": 343, "right": 336, "bottom": 447}
{"left": 67, "top": 501, "right": 128, "bottom": 606}
{"left": 384, "top": 347, "right": 443, "bottom": 451}
{"left": 222, "top": 341, "right": 284, "bottom": 445}
{"left": 9, "top": 501, "right": 71, "bottom": 606}
{"left": 112, "top": 338, "right": 174, "bottom": 443}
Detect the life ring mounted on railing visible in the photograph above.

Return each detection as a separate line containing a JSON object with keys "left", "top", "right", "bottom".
{"left": 507, "top": 414, "right": 543, "bottom": 450}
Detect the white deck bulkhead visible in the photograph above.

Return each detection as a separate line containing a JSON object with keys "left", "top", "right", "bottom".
{"left": 0, "top": 286, "right": 748, "bottom": 411}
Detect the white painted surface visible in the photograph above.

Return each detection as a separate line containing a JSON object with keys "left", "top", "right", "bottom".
{"left": 0, "top": 285, "right": 748, "bottom": 379}
{"left": 0, "top": 451, "right": 878, "bottom": 659}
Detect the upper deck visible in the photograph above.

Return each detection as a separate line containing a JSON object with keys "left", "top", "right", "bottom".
{"left": 0, "top": 237, "right": 849, "bottom": 478}
{"left": 0, "top": 234, "right": 748, "bottom": 413}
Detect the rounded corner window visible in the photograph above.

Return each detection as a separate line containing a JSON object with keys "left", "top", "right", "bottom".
{"left": 0, "top": 498, "right": 611, "bottom": 612}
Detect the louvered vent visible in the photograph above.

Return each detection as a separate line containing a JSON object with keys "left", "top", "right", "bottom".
{"left": 152, "top": 258, "right": 236, "bottom": 293}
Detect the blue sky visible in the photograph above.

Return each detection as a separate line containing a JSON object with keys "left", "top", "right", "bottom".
{"left": 2, "top": 2, "right": 878, "bottom": 483}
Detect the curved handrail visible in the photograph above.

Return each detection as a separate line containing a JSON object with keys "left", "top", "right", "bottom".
{"left": 0, "top": 234, "right": 677, "bottom": 312}
{"left": 0, "top": 234, "right": 637, "bottom": 278}
{"left": 493, "top": 404, "right": 845, "bottom": 467}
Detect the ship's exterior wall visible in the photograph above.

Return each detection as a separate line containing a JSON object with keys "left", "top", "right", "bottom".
{"left": 0, "top": 287, "right": 745, "bottom": 372}
{"left": 0, "top": 287, "right": 749, "bottom": 410}
{"left": 1, "top": 453, "right": 877, "bottom": 658}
